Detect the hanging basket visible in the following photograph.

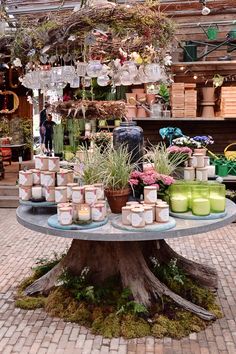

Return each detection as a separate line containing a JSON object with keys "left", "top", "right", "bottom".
{"left": 224, "top": 143, "right": 236, "bottom": 160}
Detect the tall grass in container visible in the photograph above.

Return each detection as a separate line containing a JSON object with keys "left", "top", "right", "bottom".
{"left": 77, "top": 146, "right": 104, "bottom": 185}
{"left": 101, "top": 145, "right": 135, "bottom": 213}
{"left": 146, "top": 143, "right": 189, "bottom": 176}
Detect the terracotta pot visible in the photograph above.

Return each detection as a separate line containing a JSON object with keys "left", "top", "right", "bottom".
{"left": 105, "top": 188, "right": 130, "bottom": 213}
{"left": 126, "top": 93, "right": 136, "bottom": 105}
{"left": 193, "top": 148, "right": 207, "bottom": 156}
{"left": 136, "top": 106, "right": 147, "bottom": 118}
{"left": 136, "top": 93, "right": 146, "bottom": 103}
{"left": 125, "top": 105, "right": 137, "bottom": 119}
{"left": 132, "top": 88, "right": 145, "bottom": 94}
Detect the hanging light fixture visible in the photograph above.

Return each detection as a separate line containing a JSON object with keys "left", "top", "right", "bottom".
{"left": 199, "top": 0, "right": 211, "bottom": 16}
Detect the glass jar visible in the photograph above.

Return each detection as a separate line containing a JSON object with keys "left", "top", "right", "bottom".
{"left": 169, "top": 184, "right": 189, "bottom": 213}
{"left": 113, "top": 121, "right": 143, "bottom": 165}
{"left": 97, "top": 75, "right": 110, "bottom": 86}
{"left": 86, "top": 60, "right": 103, "bottom": 78}
{"left": 144, "top": 63, "right": 161, "bottom": 82}
{"left": 122, "top": 61, "right": 138, "bottom": 79}
{"left": 131, "top": 207, "right": 145, "bottom": 228}
{"left": 76, "top": 62, "right": 88, "bottom": 77}
{"left": 191, "top": 186, "right": 210, "bottom": 216}
{"left": 209, "top": 183, "right": 226, "bottom": 213}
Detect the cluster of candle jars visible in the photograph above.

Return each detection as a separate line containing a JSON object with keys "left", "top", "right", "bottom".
{"left": 121, "top": 185, "right": 169, "bottom": 228}
{"left": 169, "top": 182, "right": 226, "bottom": 216}
{"left": 57, "top": 183, "right": 107, "bottom": 226}
{"left": 184, "top": 152, "right": 215, "bottom": 182}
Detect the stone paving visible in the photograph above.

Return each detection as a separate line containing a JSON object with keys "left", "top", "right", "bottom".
{"left": 0, "top": 208, "right": 236, "bottom": 354}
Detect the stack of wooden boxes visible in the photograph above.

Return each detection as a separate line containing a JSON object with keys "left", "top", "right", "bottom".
{"left": 171, "top": 83, "right": 197, "bottom": 118}
{"left": 221, "top": 87, "right": 236, "bottom": 118}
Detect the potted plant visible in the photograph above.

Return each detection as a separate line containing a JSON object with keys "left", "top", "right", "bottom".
{"left": 100, "top": 145, "right": 135, "bottom": 213}
{"left": 192, "top": 135, "right": 214, "bottom": 155}
{"left": 92, "top": 131, "right": 112, "bottom": 153}
{"left": 76, "top": 145, "right": 104, "bottom": 184}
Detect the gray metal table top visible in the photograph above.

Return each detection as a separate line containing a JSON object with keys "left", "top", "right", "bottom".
{"left": 16, "top": 199, "right": 236, "bottom": 242}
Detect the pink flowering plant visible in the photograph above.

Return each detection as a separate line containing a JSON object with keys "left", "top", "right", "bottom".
{"left": 129, "top": 169, "right": 175, "bottom": 199}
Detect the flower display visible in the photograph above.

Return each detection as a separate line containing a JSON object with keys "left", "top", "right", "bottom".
{"left": 129, "top": 169, "right": 174, "bottom": 198}
{"left": 172, "top": 136, "right": 201, "bottom": 149}
{"left": 167, "top": 145, "right": 192, "bottom": 155}
{"left": 192, "top": 135, "right": 214, "bottom": 148}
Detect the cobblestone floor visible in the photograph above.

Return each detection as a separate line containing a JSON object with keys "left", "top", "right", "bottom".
{"left": 0, "top": 208, "right": 236, "bottom": 354}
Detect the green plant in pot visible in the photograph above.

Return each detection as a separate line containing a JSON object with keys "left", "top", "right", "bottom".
{"left": 100, "top": 145, "right": 135, "bottom": 213}
{"left": 77, "top": 145, "right": 104, "bottom": 185}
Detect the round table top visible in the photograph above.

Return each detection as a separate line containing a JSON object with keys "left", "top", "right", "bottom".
{"left": 16, "top": 199, "right": 236, "bottom": 242}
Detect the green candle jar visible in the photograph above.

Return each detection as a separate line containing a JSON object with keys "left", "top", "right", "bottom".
{"left": 191, "top": 186, "right": 210, "bottom": 216}
{"left": 209, "top": 183, "right": 226, "bottom": 213}
{"left": 169, "top": 184, "right": 190, "bottom": 213}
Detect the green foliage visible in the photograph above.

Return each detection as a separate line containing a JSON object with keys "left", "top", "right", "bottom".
{"left": 33, "top": 252, "right": 64, "bottom": 278}
{"left": 100, "top": 145, "right": 136, "bottom": 190}
{"left": 53, "top": 123, "right": 64, "bottom": 154}
{"left": 158, "top": 83, "right": 170, "bottom": 104}
{"left": 77, "top": 145, "right": 104, "bottom": 185}
{"left": 67, "top": 118, "right": 81, "bottom": 153}
{"left": 121, "top": 314, "right": 150, "bottom": 338}
{"left": 15, "top": 296, "right": 46, "bottom": 310}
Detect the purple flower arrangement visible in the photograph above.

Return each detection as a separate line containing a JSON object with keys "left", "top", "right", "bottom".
{"left": 192, "top": 135, "right": 214, "bottom": 148}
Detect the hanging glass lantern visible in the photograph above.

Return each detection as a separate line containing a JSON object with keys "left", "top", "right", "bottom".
{"left": 86, "top": 60, "right": 103, "bottom": 78}
{"left": 97, "top": 75, "right": 110, "bottom": 86}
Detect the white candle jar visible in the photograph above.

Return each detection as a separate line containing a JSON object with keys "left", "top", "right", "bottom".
{"left": 57, "top": 202, "right": 70, "bottom": 221}
{"left": 72, "top": 186, "right": 84, "bottom": 204}
{"left": 94, "top": 183, "right": 104, "bottom": 200}
{"left": 196, "top": 167, "right": 208, "bottom": 182}
{"left": 32, "top": 186, "right": 42, "bottom": 199}
{"left": 78, "top": 204, "right": 91, "bottom": 221}
{"left": 184, "top": 167, "right": 195, "bottom": 181}
{"left": 207, "top": 165, "right": 216, "bottom": 178}
{"left": 98, "top": 200, "right": 107, "bottom": 218}
{"left": 143, "top": 206, "right": 154, "bottom": 225}
{"left": 156, "top": 204, "right": 169, "bottom": 223}
{"left": 55, "top": 187, "right": 67, "bottom": 203}
{"left": 91, "top": 203, "right": 105, "bottom": 221}
{"left": 48, "top": 157, "right": 60, "bottom": 172}
{"left": 40, "top": 171, "right": 46, "bottom": 186}
{"left": 144, "top": 186, "right": 157, "bottom": 204}
{"left": 67, "top": 183, "right": 79, "bottom": 201}
{"left": 35, "top": 156, "right": 48, "bottom": 171}
{"left": 57, "top": 171, "right": 68, "bottom": 186}
{"left": 44, "top": 172, "right": 55, "bottom": 187}
{"left": 85, "top": 187, "right": 97, "bottom": 205}
{"left": 192, "top": 153, "right": 205, "bottom": 168}
{"left": 141, "top": 202, "right": 155, "bottom": 220}
{"left": 122, "top": 206, "right": 133, "bottom": 225}
{"left": 59, "top": 206, "right": 73, "bottom": 226}
{"left": 131, "top": 207, "right": 145, "bottom": 228}
{"left": 19, "top": 171, "right": 33, "bottom": 187}
{"left": 45, "top": 186, "right": 55, "bottom": 202}
{"left": 126, "top": 201, "right": 140, "bottom": 206}
{"left": 19, "top": 186, "right": 32, "bottom": 201}
{"left": 71, "top": 203, "right": 79, "bottom": 221}
{"left": 31, "top": 169, "right": 41, "bottom": 185}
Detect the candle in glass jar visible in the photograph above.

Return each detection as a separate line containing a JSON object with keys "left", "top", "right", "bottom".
{"left": 131, "top": 207, "right": 145, "bottom": 228}
{"left": 55, "top": 187, "right": 67, "bottom": 203}
{"left": 48, "top": 157, "right": 60, "bottom": 172}
{"left": 143, "top": 206, "right": 153, "bottom": 225}
{"left": 192, "top": 153, "right": 205, "bottom": 168}
{"left": 67, "top": 183, "right": 79, "bottom": 201}
{"left": 207, "top": 165, "right": 216, "bottom": 178}
{"left": 44, "top": 172, "right": 55, "bottom": 187}
{"left": 91, "top": 203, "right": 105, "bottom": 221}
{"left": 122, "top": 206, "right": 133, "bottom": 225}
{"left": 35, "top": 155, "right": 48, "bottom": 171}
{"left": 144, "top": 186, "right": 157, "bottom": 204}
{"left": 72, "top": 186, "right": 84, "bottom": 204}
{"left": 19, "top": 186, "right": 32, "bottom": 201}
{"left": 170, "top": 195, "right": 188, "bottom": 213}
{"left": 94, "top": 183, "right": 104, "bottom": 200}
{"left": 57, "top": 171, "right": 68, "bottom": 186}
{"left": 58, "top": 202, "right": 70, "bottom": 221}
{"left": 78, "top": 204, "right": 91, "bottom": 221}
{"left": 59, "top": 207, "right": 73, "bottom": 226}
{"left": 184, "top": 167, "right": 195, "bottom": 181}
{"left": 32, "top": 186, "right": 42, "bottom": 199}
{"left": 67, "top": 170, "right": 74, "bottom": 183}
{"left": 31, "top": 169, "right": 41, "bottom": 185}
{"left": 210, "top": 194, "right": 225, "bottom": 213}
{"left": 45, "top": 186, "right": 55, "bottom": 202}
{"left": 19, "top": 171, "right": 33, "bottom": 186}
{"left": 140, "top": 202, "right": 155, "bottom": 220}
{"left": 192, "top": 198, "right": 210, "bottom": 216}
{"left": 156, "top": 204, "right": 169, "bottom": 223}
{"left": 196, "top": 167, "right": 208, "bottom": 182}
{"left": 85, "top": 187, "right": 97, "bottom": 205}
{"left": 126, "top": 201, "right": 140, "bottom": 206}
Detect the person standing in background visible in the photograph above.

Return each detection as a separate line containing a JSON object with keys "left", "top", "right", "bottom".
{"left": 43, "top": 114, "right": 56, "bottom": 156}
{"left": 39, "top": 102, "right": 50, "bottom": 152}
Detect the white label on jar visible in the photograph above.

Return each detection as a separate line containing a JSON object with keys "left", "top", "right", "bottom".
{"left": 92, "top": 208, "right": 102, "bottom": 221}
{"left": 73, "top": 191, "right": 83, "bottom": 203}
{"left": 49, "top": 160, "right": 56, "bottom": 171}
{"left": 33, "top": 172, "right": 40, "bottom": 184}
{"left": 60, "top": 212, "right": 72, "bottom": 225}
{"left": 19, "top": 173, "right": 27, "bottom": 185}
{"left": 144, "top": 210, "right": 153, "bottom": 224}
{"left": 132, "top": 213, "right": 143, "bottom": 227}
{"left": 127, "top": 213, "right": 132, "bottom": 222}
{"left": 96, "top": 187, "right": 104, "bottom": 200}
{"left": 159, "top": 208, "right": 169, "bottom": 222}
{"left": 55, "top": 191, "right": 63, "bottom": 202}
{"left": 147, "top": 190, "right": 157, "bottom": 203}
{"left": 85, "top": 191, "right": 96, "bottom": 205}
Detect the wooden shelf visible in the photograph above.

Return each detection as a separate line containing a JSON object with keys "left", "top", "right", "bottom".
{"left": 133, "top": 117, "right": 233, "bottom": 121}
{"left": 172, "top": 61, "right": 236, "bottom": 66}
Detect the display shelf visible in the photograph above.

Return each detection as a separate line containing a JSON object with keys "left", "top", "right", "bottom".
{"left": 172, "top": 61, "right": 236, "bottom": 67}
{"left": 133, "top": 117, "right": 229, "bottom": 121}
